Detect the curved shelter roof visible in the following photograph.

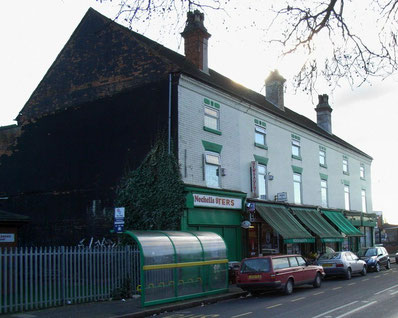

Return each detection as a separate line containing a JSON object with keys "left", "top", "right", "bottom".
{"left": 124, "top": 230, "right": 228, "bottom": 307}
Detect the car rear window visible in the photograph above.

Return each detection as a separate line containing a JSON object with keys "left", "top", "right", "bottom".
{"left": 272, "top": 257, "right": 290, "bottom": 270}
{"left": 319, "top": 252, "right": 341, "bottom": 260}
{"left": 358, "top": 248, "right": 377, "bottom": 257}
{"left": 241, "top": 258, "right": 271, "bottom": 273}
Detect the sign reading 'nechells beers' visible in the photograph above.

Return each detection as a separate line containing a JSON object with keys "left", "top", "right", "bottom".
{"left": 193, "top": 194, "right": 242, "bottom": 209}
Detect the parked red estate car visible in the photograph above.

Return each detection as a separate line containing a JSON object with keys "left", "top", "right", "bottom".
{"left": 236, "top": 254, "right": 325, "bottom": 295}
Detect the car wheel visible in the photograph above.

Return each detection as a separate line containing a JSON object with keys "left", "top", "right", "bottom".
{"left": 345, "top": 268, "right": 352, "bottom": 280}
{"left": 284, "top": 279, "right": 294, "bottom": 295}
{"left": 360, "top": 265, "right": 367, "bottom": 276}
{"left": 313, "top": 273, "right": 322, "bottom": 288}
{"left": 386, "top": 260, "right": 391, "bottom": 270}
{"left": 375, "top": 262, "right": 381, "bottom": 272}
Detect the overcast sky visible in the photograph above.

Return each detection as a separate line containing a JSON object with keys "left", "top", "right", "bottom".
{"left": 1, "top": 0, "right": 397, "bottom": 223}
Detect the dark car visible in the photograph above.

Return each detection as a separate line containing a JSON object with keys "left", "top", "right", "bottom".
{"left": 316, "top": 251, "right": 367, "bottom": 279}
{"left": 395, "top": 251, "right": 398, "bottom": 264}
{"left": 358, "top": 246, "right": 391, "bottom": 271}
{"left": 236, "top": 254, "right": 325, "bottom": 295}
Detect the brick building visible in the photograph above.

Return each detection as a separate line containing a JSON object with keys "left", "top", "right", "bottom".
{"left": 0, "top": 9, "right": 376, "bottom": 257}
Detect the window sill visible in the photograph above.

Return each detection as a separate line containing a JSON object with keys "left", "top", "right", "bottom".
{"left": 292, "top": 155, "right": 302, "bottom": 161}
{"left": 203, "top": 126, "right": 222, "bottom": 135}
{"left": 319, "top": 164, "right": 328, "bottom": 169}
{"left": 360, "top": 177, "right": 366, "bottom": 181}
{"left": 254, "top": 142, "right": 268, "bottom": 150}
{"left": 343, "top": 171, "right": 350, "bottom": 176}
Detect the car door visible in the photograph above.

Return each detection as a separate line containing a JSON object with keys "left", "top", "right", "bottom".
{"left": 296, "top": 256, "right": 313, "bottom": 284}
{"left": 349, "top": 252, "right": 362, "bottom": 273}
{"left": 288, "top": 256, "right": 304, "bottom": 284}
{"left": 344, "top": 252, "right": 355, "bottom": 271}
{"left": 378, "top": 248, "right": 387, "bottom": 266}
{"left": 272, "top": 257, "right": 291, "bottom": 285}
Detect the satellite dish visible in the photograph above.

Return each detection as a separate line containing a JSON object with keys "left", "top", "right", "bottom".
{"left": 241, "top": 220, "right": 251, "bottom": 229}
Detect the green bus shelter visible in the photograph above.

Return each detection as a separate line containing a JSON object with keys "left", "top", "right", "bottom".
{"left": 124, "top": 230, "right": 229, "bottom": 307}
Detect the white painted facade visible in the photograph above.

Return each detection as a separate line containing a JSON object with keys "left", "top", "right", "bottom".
{"left": 177, "top": 74, "right": 373, "bottom": 213}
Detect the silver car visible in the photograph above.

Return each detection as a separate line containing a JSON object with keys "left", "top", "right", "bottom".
{"left": 316, "top": 251, "right": 367, "bottom": 280}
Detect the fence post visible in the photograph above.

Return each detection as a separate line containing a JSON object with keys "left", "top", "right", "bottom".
{"left": 60, "top": 246, "right": 66, "bottom": 305}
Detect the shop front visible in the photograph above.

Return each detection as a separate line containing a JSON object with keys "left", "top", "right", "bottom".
{"left": 360, "top": 213, "right": 377, "bottom": 248}
{"left": 321, "top": 209, "right": 363, "bottom": 252}
{"left": 245, "top": 201, "right": 315, "bottom": 257}
{"left": 344, "top": 211, "right": 362, "bottom": 252}
{"left": 289, "top": 207, "right": 345, "bottom": 256}
{"left": 182, "top": 185, "right": 246, "bottom": 261}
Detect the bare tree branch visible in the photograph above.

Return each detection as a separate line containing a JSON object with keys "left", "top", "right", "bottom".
{"left": 97, "top": 0, "right": 398, "bottom": 94}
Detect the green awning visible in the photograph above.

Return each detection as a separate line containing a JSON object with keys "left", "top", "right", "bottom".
{"left": 321, "top": 210, "right": 364, "bottom": 237}
{"left": 290, "top": 208, "right": 344, "bottom": 243}
{"left": 256, "top": 203, "right": 315, "bottom": 243}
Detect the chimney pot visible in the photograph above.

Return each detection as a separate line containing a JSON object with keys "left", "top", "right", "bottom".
{"left": 315, "top": 94, "right": 333, "bottom": 133}
{"left": 265, "top": 70, "right": 286, "bottom": 111}
{"left": 181, "top": 10, "right": 211, "bottom": 73}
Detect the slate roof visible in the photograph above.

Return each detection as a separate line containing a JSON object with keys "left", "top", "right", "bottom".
{"left": 18, "top": 8, "right": 372, "bottom": 160}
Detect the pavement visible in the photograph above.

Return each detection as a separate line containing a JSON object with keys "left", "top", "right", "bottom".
{"left": 4, "top": 256, "right": 396, "bottom": 318}
{"left": 3, "top": 285, "right": 247, "bottom": 318}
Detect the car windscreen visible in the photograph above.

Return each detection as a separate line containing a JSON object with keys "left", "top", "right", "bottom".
{"left": 240, "top": 258, "right": 271, "bottom": 273}
{"left": 358, "top": 248, "right": 377, "bottom": 257}
{"left": 319, "top": 252, "right": 341, "bottom": 260}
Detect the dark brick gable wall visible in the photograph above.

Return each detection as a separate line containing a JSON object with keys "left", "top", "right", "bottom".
{"left": 0, "top": 79, "right": 177, "bottom": 246}
{"left": 18, "top": 9, "right": 178, "bottom": 124}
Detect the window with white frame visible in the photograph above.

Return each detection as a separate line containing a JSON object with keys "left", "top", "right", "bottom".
{"left": 292, "top": 139, "right": 301, "bottom": 158}
{"left": 204, "top": 152, "right": 220, "bottom": 188}
{"left": 343, "top": 156, "right": 349, "bottom": 174}
{"left": 293, "top": 173, "right": 302, "bottom": 204}
{"left": 344, "top": 185, "right": 350, "bottom": 210}
{"left": 204, "top": 106, "right": 219, "bottom": 131}
{"left": 258, "top": 164, "right": 267, "bottom": 199}
{"left": 361, "top": 189, "right": 367, "bottom": 212}
{"left": 255, "top": 125, "right": 267, "bottom": 147}
{"left": 319, "top": 146, "right": 326, "bottom": 166}
{"left": 360, "top": 164, "right": 365, "bottom": 179}
{"left": 321, "top": 179, "right": 328, "bottom": 207}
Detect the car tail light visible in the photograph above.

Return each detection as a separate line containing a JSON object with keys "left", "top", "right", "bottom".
{"left": 336, "top": 263, "right": 344, "bottom": 267}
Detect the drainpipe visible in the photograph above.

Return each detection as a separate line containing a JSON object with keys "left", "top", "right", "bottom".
{"left": 168, "top": 73, "right": 172, "bottom": 154}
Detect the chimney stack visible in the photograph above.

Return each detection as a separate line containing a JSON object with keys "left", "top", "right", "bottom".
{"left": 315, "top": 94, "right": 333, "bottom": 134}
{"left": 265, "top": 70, "right": 286, "bottom": 111}
{"left": 181, "top": 10, "right": 211, "bottom": 73}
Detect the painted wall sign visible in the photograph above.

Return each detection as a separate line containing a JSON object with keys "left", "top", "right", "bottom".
{"left": 193, "top": 194, "right": 242, "bottom": 209}
{"left": 250, "top": 161, "right": 259, "bottom": 198}
{"left": 0, "top": 233, "right": 15, "bottom": 243}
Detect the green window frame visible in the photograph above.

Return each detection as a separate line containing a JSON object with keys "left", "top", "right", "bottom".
{"left": 291, "top": 134, "right": 302, "bottom": 160}
{"left": 360, "top": 164, "right": 365, "bottom": 180}
{"left": 344, "top": 184, "right": 350, "bottom": 210}
{"left": 254, "top": 125, "right": 268, "bottom": 149}
{"left": 361, "top": 189, "right": 367, "bottom": 212}
{"left": 343, "top": 155, "right": 349, "bottom": 175}
{"left": 203, "top": 98, "right": 221, "bottom": 135}
{"left": 319, "top": 146, "right": 327, "bottom": 168}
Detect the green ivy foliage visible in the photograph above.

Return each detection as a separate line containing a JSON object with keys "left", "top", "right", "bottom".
{"left": 115, "top": 137, "right": 185, "bottom": 231}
